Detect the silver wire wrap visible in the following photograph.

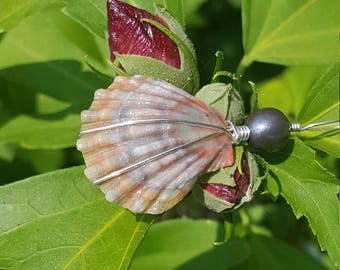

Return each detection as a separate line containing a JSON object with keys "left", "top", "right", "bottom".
{"left": 290, "top": 120, "right": 340, "bottom": 132}
{"left": 226, "top": 120, "right": 250, "bottom": 144}
{"left": 289, "top": 122, "right": 301, "bottom": 132}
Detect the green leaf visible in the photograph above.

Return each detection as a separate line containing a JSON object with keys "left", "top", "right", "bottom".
{"left": 62, "top": 0, "right": 107, "bottom": 39}
{"left": 0, "top": 144, "right": 16, "bottom": 163}
{"left": 258, "top": 66, "right": 325, "bottom": 118}
{"left": 265, "top": 139, "right": 340, "bottom": 269}
{"left": 0, "top": 166, "right": 154, "bottom": 270}
{"left": 36, "top": 93, "right": 72, "bottom": 115}
{"left": 0, "top": 0, "right": 59, "bottom": 32}
{"left": 115, "top": 54, "right": 196, "bottom": 93}
{"left": 0, "top": 7, "right": 106, "bottom": 109}
{"left": 130, "top": 219, "right": 250, "bottom": 270}
{"left": 0, "top": 60, "right": 104, "bottom": 113}
{"left": 240, "top": 0, "right": 338, "bottom": 70}
{"left": 297, "top": 62, "right": 340, "bottom": 157}
{"left": 298, "top": 62, "right": 340, "bottom": 124}
{"left": 0, "top": 8, "right": 108, "bottom": 149}
{"left": 233, "top": 234, "right": 325, "bottom": 270}
{"left": 61, "top": 2, "right": 112, "bottom": 76}
{"left": 0, "top": 7, "right": 106, "bottom": 71}
{"left": 246, "top": 203, "right": 297, "bottom": 240}
{"left": 20, "top": 149, "right": 65, "bottom": 174}
{"left": 195, "top": 82, "right": 235, "bottom": 117}
{"left": 0, "top": 114, "right": 80, "bottom": 149}
{"left": 160, "top": 0, "right": 185, "bottom": 27}
{"left": 195, "top": 82, "right": 244, "bottom": 124}
{"left": 182, "top": 0, "right": 207, "bottom": 27}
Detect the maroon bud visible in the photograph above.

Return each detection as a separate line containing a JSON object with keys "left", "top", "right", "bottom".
{"left": 107, "top": 0, "right": 181, "bottom": 69}
{"left": 193, "top": 151, "right": 259, "bottom": 213}
{"left": 200, "top": 154, "right": 250, "bottom": 203}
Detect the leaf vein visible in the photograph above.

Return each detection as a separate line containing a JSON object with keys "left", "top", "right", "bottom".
{"left": 248, "top": 0, "right": 317, "bottom": 59}
{"left": 117, "top": 214, "right": 148, "bottom": 270}
{"left": 62, "top": 209, "right": 126, "bottom": 270}
{"left": 1, "top": 199, "right": 104, "bottom": 235}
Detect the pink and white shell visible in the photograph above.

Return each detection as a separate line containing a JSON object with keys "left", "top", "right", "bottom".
{"left": 77, "top": 75, "right": 234, "bottom": 214}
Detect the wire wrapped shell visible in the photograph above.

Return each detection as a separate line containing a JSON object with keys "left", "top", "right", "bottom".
{"left": 77, "top": 75, "right": 234, "bottom": 214}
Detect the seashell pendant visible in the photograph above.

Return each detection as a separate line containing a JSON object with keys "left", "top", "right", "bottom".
{"left": 77, "top": 75, "right": 235, "bottom": 214}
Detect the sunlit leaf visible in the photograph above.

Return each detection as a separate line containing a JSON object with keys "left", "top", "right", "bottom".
{"left": 0, "top": 60, "right": 103, "bottom": 113}
{"left": 265, "top": 139, "right": 340, "bottom": 269}
{"left": 130, "top": 219, "right": 250, "bottom": 270}
{"left": 258, "top": 66, "right": 324, "bottom": 118}
{"left": 0, "top": 8, "right": 106, "bottom": 111}
{"left": 160, "top": 0, "right": 185, "bottom": 27}
{"left": 0, "top": 8, "right": 109, "bottom": 150}
{"left": 0, "top": 7, "right": 106, "bottom": 71}
{"left": 62, "top": 0, "right": 107, "bottom": 39}
{"left": 61, "top": 1, "right": 112, "bottom": 76}
{"left": 0, "top": 166, "right": 154, "bottom": 270}
{"left": 297, "top": 62, "right": 340, "bottom": 157}
{"left": 240, "top": 0, "right": 338, "bottom": 69}
{"left": 257, "top": 63, "right": 339, "bottom": 157}
{"left": 36, "top": 93, "right": 71, "bottom": 115}
{"left": 0, "top": 0, "right": 59, "bottom": 31}
{"left": 0, "top": 144, "right": 16, "bottom": 163}
{"left": 0, "top": 114, "right": 79, "bottom": 149}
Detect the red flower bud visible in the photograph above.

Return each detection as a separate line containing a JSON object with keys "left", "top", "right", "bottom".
{"left": 107, "top": 0, "right": 181, "bottom": 69}
{"left": 200, "top": 154, "right": 250, "bottom": 203}
{"left": 193, "top": 152, "right": 260, "bottom": 213}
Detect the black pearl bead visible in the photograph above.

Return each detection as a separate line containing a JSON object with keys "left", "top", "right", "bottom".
{"left": 245, "top": 108, "right": 290, "bottom": 151}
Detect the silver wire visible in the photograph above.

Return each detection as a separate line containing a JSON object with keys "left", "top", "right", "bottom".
{"left": 92, "top": 130, "right": 224, "bottom": 185}
{"left": 80, "top": 118, "right": 226, "bottom": 135}
{"left": 290, "top": 120, "right": 340, "bottom": 132}
{"left": 226, "top": 121, "right": 250, "bottom": 144}
{"left": 86, "top": 117, "right": 339, "bottom": 185}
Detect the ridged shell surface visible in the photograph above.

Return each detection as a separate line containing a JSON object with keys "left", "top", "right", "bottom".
{"left": 77, "top": 75, "right": 234, "bottom": 214}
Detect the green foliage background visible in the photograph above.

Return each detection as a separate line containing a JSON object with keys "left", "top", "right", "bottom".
{"left": 0, "top": 0, "right": 339, "bottom": 269}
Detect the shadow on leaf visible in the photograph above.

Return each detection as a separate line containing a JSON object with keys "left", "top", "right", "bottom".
{"left": 259, "top": 139, "right": 295, "bottom": 165}
{"left": 0, "top": 60, "right": 110, "bottom": 116}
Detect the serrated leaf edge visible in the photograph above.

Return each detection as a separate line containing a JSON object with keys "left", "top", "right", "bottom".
{"left": 269, "top": 152, "right": 340, "bottom": 268}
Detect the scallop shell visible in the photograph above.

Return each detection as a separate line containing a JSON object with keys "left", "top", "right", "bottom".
{"left": 77, "top": 75, "right": 234, "bottom": 214}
